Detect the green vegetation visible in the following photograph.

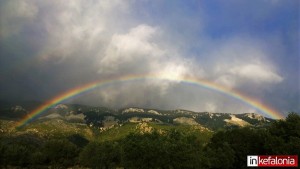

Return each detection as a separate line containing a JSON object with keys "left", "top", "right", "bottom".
{"left": 0, "top": 112, "right": 299, "bottom": 168}
{"left": 96, "top": 123, "right": 137, "bottom": 141}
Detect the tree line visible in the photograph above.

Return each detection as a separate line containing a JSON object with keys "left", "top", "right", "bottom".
{"left": 0, "top": 113, "right": 299, "bottom": 169}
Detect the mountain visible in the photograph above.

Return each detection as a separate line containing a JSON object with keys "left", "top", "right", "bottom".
{"left": 0, "top": 102, "right": 275, "bottom": 131}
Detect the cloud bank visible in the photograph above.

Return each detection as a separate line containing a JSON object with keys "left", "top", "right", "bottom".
{"left": 0, "top": 0, "right": 298, "bottom": 116}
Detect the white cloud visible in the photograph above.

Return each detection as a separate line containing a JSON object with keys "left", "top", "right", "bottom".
{"left": 96, "top": 23, "right": 200, "bottom": 97}
{"left": 205, "top": 102, "right": 217, "bottom": 112}
{"left": 229, "top": 64, "right": 283, "bottom": 83}
{"left": 159, "top": 62, "right": 189, "bottom": 81}
{"left": 206, "top": 37, "right": 283, "bottom": 88}
{"left": 97, "top": 24, "right": 196, "bottom": 79}
{"left": 37, "top": 0, "right": 132, "bottom": 60}
{"left": 98, "top": 24, "right": 163, "bottom": 75}
{"left": 215, "top": 75, "right": 237, "bottom": 88}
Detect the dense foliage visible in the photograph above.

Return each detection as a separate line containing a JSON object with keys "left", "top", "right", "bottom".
{"left": 0, "top": 113, "right": 299, "bottom": 168}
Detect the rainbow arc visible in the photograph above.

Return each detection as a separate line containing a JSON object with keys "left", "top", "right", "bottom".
{"left": 16, "top": 74, "right": 284, "bottom": 128}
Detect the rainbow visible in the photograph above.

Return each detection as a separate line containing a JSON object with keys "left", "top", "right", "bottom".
{"left": 16, "top": 74, "right": 285, "bottom": 128}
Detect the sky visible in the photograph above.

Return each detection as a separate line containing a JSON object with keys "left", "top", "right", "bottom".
{"left": 0, "top": 0, "right": 299, "bottom": 117}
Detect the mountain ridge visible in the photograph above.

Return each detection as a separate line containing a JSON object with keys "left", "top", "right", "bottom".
{"left": 0, "top": 102, "right": 275, "bottom": 131}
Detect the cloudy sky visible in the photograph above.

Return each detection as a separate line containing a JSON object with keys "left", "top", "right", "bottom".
{"left": 0, "top": 0, "right": 299, "bottom": 116}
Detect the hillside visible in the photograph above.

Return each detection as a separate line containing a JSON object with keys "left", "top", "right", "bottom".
{"left": 0, "top": 102, "right": 299, "bottom": 168}
{"left": 0, "top": 103, "right": 275, "bottom": 132}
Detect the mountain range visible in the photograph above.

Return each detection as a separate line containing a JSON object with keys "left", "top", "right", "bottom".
{"left": 0, "top": 102, "right": 275, "bottom": 132}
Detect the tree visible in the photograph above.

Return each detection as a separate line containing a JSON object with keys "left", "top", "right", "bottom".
{"left": 204, "top": 142, "right": 235, "bottom": 169}
{"left": 67, "top": 134, "right": 89, "bottom": 148}
{"left": 204, "top": 128, "right": 268, "bottom": 168}
{"left": 42, "top": 139, "right": 79, "bottom": 167}
{"left": 122, "top": 130, "right": 205, "bottom": 169}
{"left": 0, "top": 134, "right": 41, "bottom": 167}
{"left": 79, "top": 141, "right": 121, "bottom": 169}
{"left": 269, "top": 112, "right": 300, "bottom": 141}
{"left": 203, "top": 113, "right": 300, "bottom": 168}
{"left": 267, "top": 112, "right": 300, "bottom": 154}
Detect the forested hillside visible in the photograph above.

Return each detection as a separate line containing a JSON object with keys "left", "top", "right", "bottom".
{"left": 0, "top": 112, "right": 299, "bottom": 168}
